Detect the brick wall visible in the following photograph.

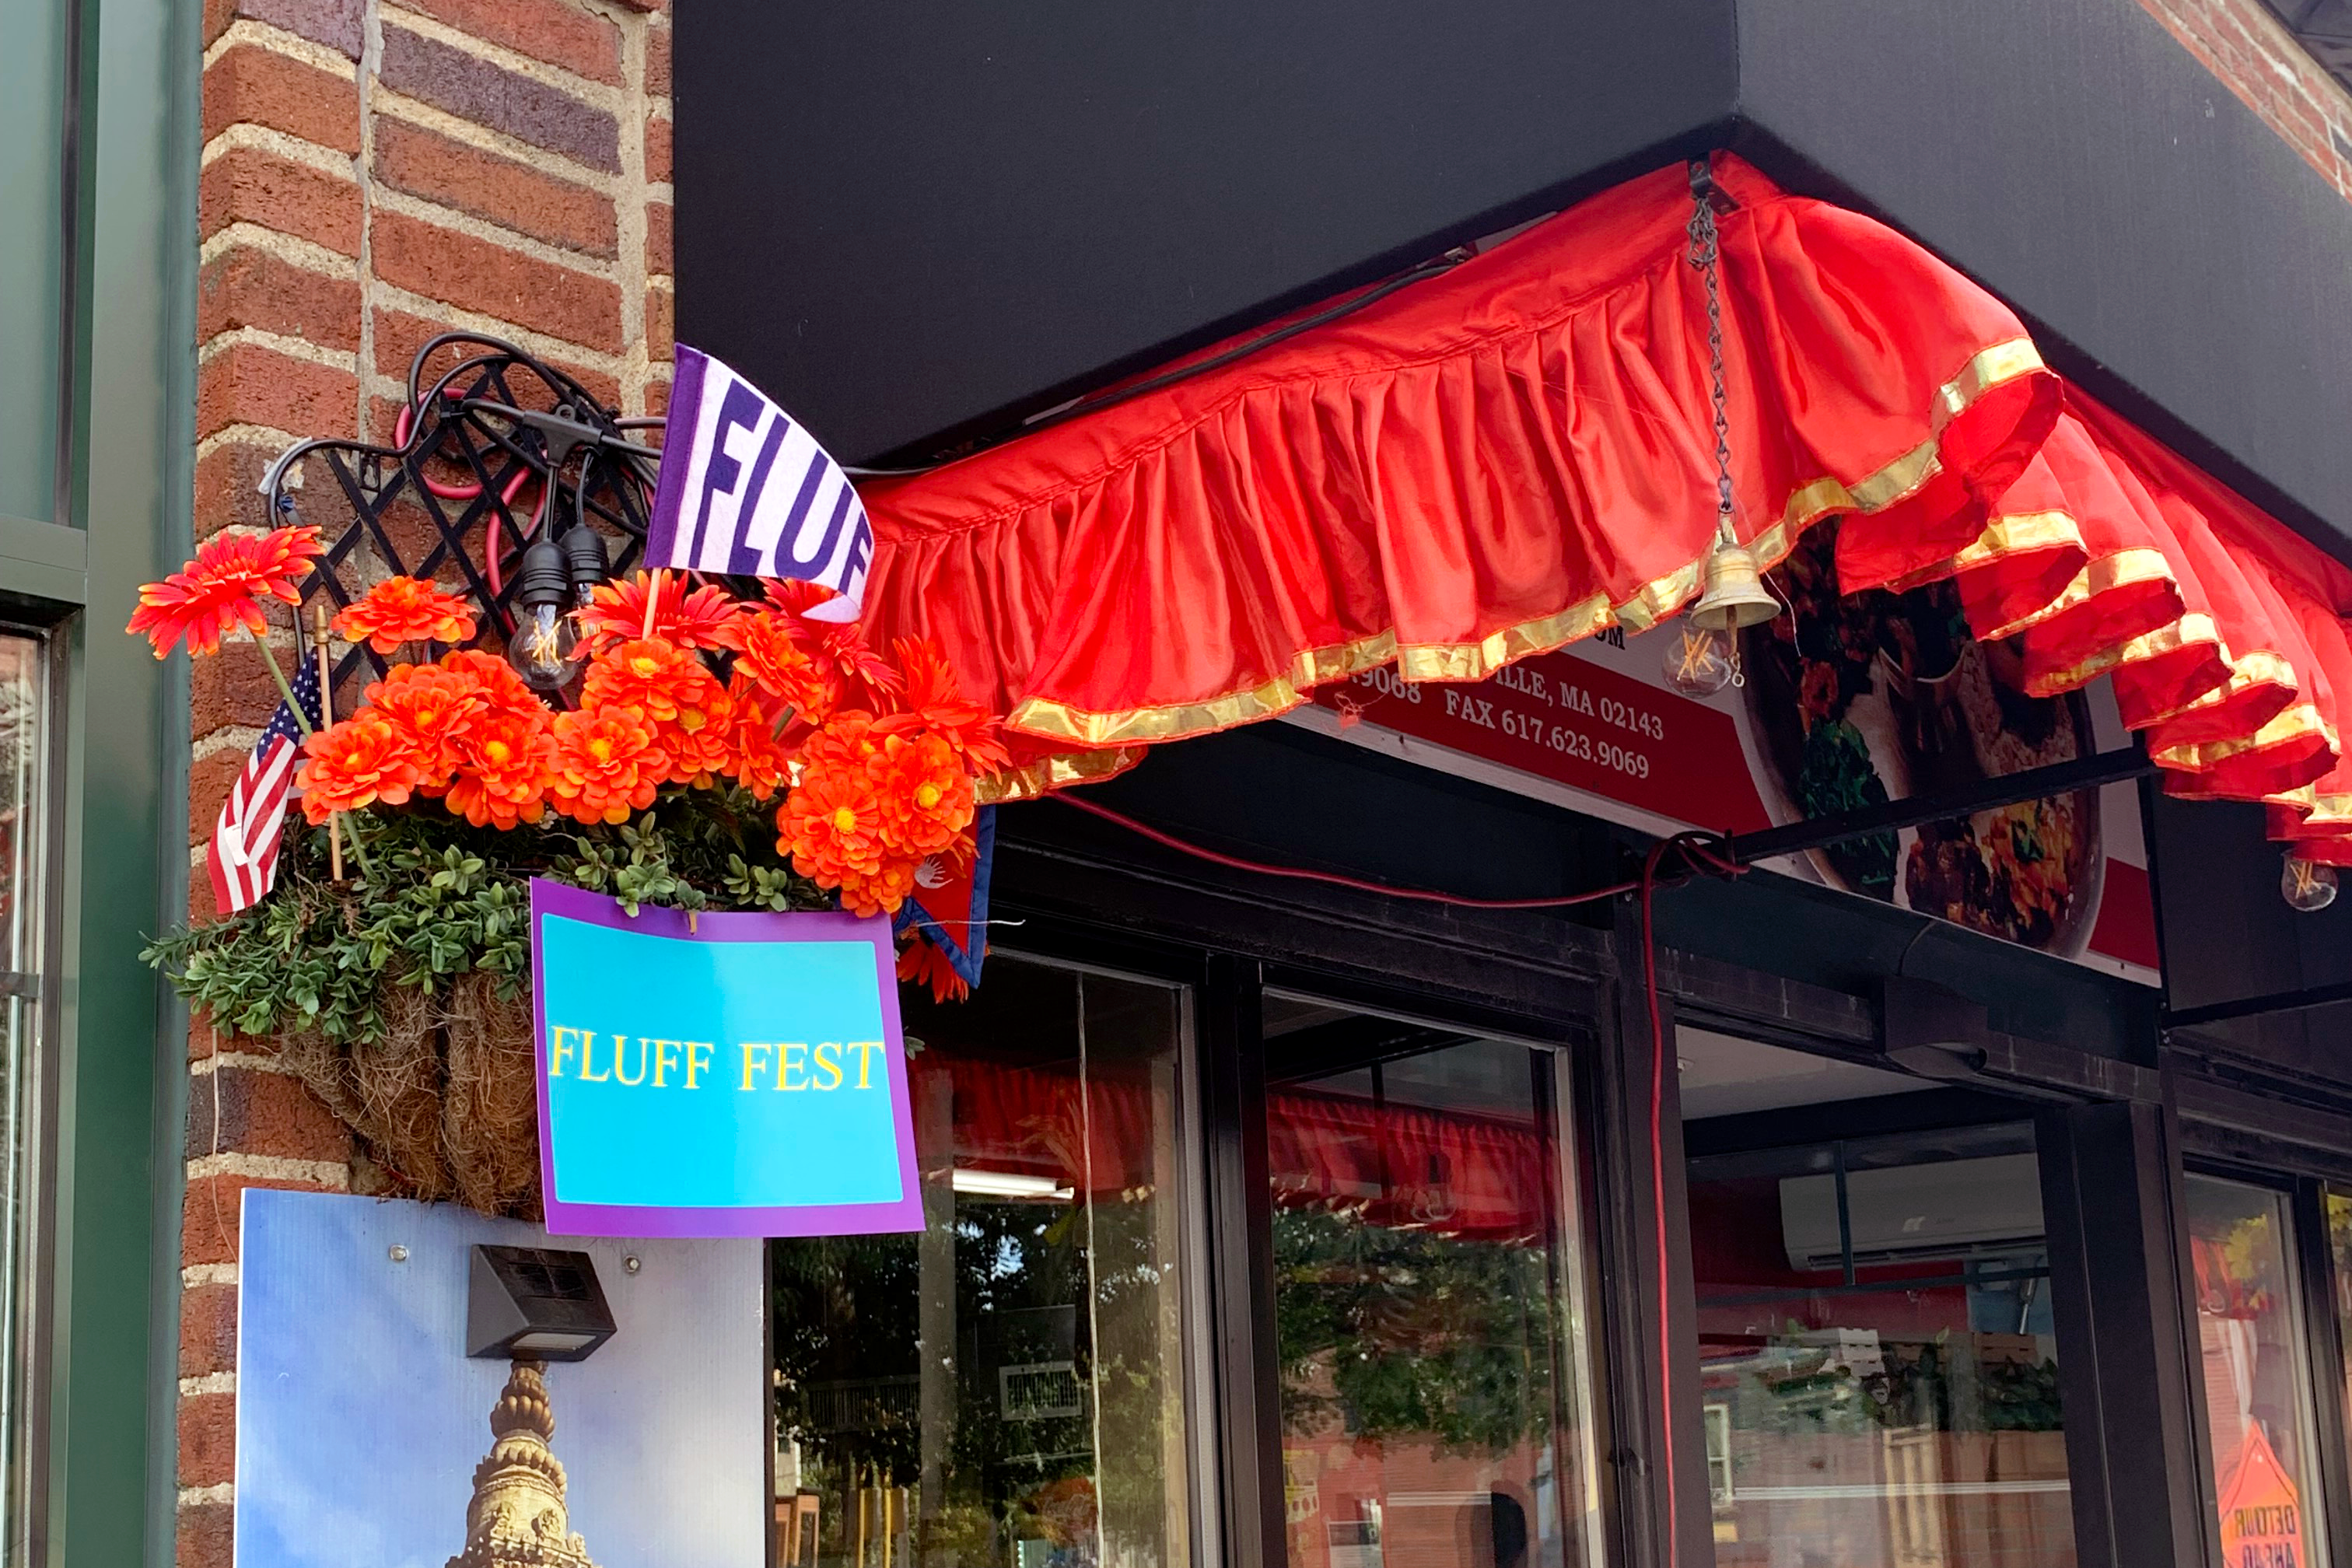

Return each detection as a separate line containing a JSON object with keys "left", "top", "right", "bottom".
{"left": 184, "top": 0, "right": 667, "bottom": 1560}
{"left": 2137, "top": 0, "right": 2352, "bottom": 197}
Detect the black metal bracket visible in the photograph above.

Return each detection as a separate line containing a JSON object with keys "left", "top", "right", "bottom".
{"left": 1721, "top": 744, "right": 2158, "bottom": 866}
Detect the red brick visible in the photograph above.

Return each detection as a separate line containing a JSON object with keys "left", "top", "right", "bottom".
{"left": 187, "top": 1066, "right": 355, "bottom": 1166}
{"left": 182, "top": 1171, "right": 339, "bottom": 1267}
{"left": 191, "top": 642, "right": 285, "bottom": 741}
{"left": 179, "top": 1391, "right": 238, "bottom": 1488}
{"left": 180, "top": 1283, "right": 240, "bottom": 1381}
{"left": 188, "top": 1016, "right": 222, "bottom": 1063}
{"left": 371, "top": 210, "right": 622, "bottom": 349}
{"left": 198, "top": 247, "right": 361, "bottom": 352}
{"left": 196, "top": 341, "right": 358, "bottom": 440}
{"left": 644, "top": 112, "right": 670, "bottom": 184}
{"left": 646, "top": 282, "right": 673, "bottom": 362}
{"left": 179, "top": 1499, "right": 232, "bottom": 1568}
{"left": 374, "top": 117, "right": 617, "bottom": 257}
{"left": 198, "top": 145, "right": 363, "bottom": 257}
{"left": 203, "top": 44, "right": 361, "bottom": 155}
{"left": 388, "top": 0, "right": 622, "bottom": 86}
{"left": 194, "top": 440, "right": 285, "bottom": 538}
{"left": 205, "top": 0, "right": 362, "bottom": 55}
{"left": 646, "top": 199, "right": 671, "bottom": 275}
{"left": 380, "top": 24, "right": 618, "bottom": 171}
{"left": 646, "top": 20, "right": 669, "bottom": 96}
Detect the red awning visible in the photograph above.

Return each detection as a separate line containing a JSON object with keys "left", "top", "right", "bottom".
{"left": 863, "top": 153, "right": 2352, "bottom": 864}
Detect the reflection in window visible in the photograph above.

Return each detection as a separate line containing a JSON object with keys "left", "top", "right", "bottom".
{"left": 1263, "top": 1001, "right": 1605, "bottom": 1568}
{"left": 1688, "top": 1121, "right": 2076, "bottom": 1568}
{"left": 2189, "top": 1175, "right": 2328, "bottom": 1568}
{"left": 770, "top": 958, "right": 1196, "bottom": 1568}
{"left": 0, "top": 634, "right": 41, "bottom": 1561}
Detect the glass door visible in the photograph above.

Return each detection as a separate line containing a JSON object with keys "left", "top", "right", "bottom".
{"left": 1678, "top": 1027, "right": 2077, "bottom": 1568}
{"left": 1260, "top": 994, "right": 1608, "bottom": 1568}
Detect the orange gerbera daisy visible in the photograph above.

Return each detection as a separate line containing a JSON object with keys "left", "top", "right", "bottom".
{"left": 362, "top": 663, "right": 492, "bottom": 784}
{"left": 443, "top": 709, "right": 557, "bottom": 829}
{"left": 547, "top": 703, "right": 663, "bottom": 825}
{"left": 128, "top": 524, "right": 323, "bottom": 658}
{"left": 332, "top": 576, "right": 478, "bottom": 653}
{"left": 580, "top": 635, "right": 705, "bottom": 725}
{"left": 898, "top": 932, "right": 972, "bottom": 1003}
{"left": 730, "top": 605, "right": 843, "bottom": 724}
{"left": 578, "top": 570, "right": 744, "bottom": 653}
{"left": 874, "top": 636, "right": 1009, "bottom": 772}
{"left": 868, "top": 730, "right": 975, "bottom": 859}
{"left": 835, "top": 854, "right": 924, "bottom": 920}
{"left": 648, "top": 677, "right": 736, "bottom": 786}
{"left": 297, "top": 712, "right": 429, "bottom": 823}
{"left": 768, "top": 579, "right": 901, "bottom": 698}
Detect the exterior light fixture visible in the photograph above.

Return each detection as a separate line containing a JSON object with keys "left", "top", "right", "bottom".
{"left": 559, "top": 524, "right": 611, "bottom": 610}
{"left": 2282, "top": 851, "right": 2340, "bottom": 913}
{"left": 1659, "top": 161, "right": 1779, "bottom": 702}
{"left": 950, "top": 1167, "right": 1076, "bottom": 1201}
{"left": 506, "top": 536, "right": 586, "bottom": 691}
{"left": 467, "top": 1244, "right": 618, "bottom": 1361}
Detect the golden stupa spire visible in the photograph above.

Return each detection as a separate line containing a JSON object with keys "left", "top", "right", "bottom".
{"left": 447, "top": 1360, "right": 600, "bottom": 1568}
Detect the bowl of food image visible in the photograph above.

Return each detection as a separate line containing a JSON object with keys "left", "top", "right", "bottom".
{"left": 1741, "top": 523, "right": 2103, "bottom": 955}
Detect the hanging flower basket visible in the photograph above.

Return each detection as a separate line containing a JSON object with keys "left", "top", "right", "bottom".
{"left": 139, "top": 376, "right": 1003, "bottom": 1214}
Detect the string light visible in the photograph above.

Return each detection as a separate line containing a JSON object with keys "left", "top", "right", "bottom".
{"left": 2282, "top": 851, "right": 2340, "bottom": 913}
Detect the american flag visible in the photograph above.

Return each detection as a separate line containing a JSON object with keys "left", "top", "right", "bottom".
{"left": 208, "top": 657, "right": 322, "bottom": 914}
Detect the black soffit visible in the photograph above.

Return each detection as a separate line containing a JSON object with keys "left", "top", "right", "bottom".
{"left": 675, "top": 0, "right": 2352, "bottom": 563}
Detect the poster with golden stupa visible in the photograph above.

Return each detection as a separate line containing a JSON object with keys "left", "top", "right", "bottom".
{"left": 233, "top": 1189, "right": 765, "bottom": 1568}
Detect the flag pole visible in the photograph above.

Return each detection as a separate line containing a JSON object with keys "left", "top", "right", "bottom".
{"left": 642, "top": 565, "right": 663, "bottom": 640}
{"left": 310, "top": 599, "right": 344, "bottom": 882}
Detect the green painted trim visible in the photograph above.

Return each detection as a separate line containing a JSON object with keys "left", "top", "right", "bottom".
{"left": 0, "top": 516, "right": 89, "bottom": 607}
{"left": 39, "top": 0, "right": 194, "bottom": 1558}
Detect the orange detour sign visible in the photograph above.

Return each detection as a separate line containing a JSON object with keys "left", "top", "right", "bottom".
{"left": 2217, "top": 1422, "right": 2306, "bottom": 1568}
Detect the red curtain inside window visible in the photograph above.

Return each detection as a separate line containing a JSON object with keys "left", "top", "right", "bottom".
{"left": 861, "top": 153, "right": 2352, "bottom": 863}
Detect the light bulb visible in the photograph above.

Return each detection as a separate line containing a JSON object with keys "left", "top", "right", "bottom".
{"left": 506, "top": 601, "right": 584, "bottom": 691}
{"left": 2282, "top": 852, "right": 2340, "bottom": 913}
{"left": 1661, "top": 622, "right": 1737, "bottom": 699}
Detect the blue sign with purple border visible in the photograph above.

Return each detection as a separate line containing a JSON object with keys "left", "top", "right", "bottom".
{"left": 530, "top": 878, "right": 923, "bottom": 1238}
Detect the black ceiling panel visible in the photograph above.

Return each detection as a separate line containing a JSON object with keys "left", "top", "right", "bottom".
{"left": 674, "top": 1, "right": 1735, "bottom": 465}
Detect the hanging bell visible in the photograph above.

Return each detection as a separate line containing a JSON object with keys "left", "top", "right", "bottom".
{"left": 1689, "top": 523, "right": 1780, "bottom": 633}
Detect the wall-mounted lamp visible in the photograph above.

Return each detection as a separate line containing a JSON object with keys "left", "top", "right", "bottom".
{"left": 467, "top": 1244, "right": 617, "bottom": 1362}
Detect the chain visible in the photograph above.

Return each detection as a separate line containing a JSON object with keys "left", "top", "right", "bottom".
{"left": 1686, "top": 181, "right": 1736, "bottom": 538}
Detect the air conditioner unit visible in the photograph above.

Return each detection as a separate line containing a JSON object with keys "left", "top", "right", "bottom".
{"left": 1780, "top": 1153, "right": 2044, "bottom": 1271}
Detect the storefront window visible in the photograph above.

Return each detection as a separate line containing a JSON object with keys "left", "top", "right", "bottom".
{"left": 1683, "top": 1032, "right": 2076, "bottom": 1568}
{"left": 771, "top": 956, "right": 1199, "bottom": 1568}
{"left": 1262, "top": 999, "right": 1606, "bottom": 1568}
{"left": 2189, "top": 1174, "right": 2330, "bottom": 1568}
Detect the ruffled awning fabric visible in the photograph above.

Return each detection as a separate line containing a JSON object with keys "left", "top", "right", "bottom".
{"left": 860, "top": 153, "right": 2352, "bottom": 866}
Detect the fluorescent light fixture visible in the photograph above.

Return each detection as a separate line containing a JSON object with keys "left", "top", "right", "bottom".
{"left": 509, "top": 1329, "right": 604, "bottom": 1354}
{"left": 951, "top": 1167, "right": 1074, "bottom": 1201}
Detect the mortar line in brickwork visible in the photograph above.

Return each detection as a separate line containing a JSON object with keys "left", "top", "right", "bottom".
{"left": 202, "top": 16, "right": 355, "bottom": 77}
{"left": 369, "top": 278, "right": 628, "bottom": 372}
{"left": 179, "top": 1483, "right": 233, "bottom": 1509}
{"left": 616, "top": 3, "right": 650, "bottom": 412}
{"left": 357, "top": 0, "right": 383, "bottom": 439}
{"left": 184, "top": 1153, "right": 352, "bottom": 1188}
{"left": 368, "top": 183, "right": 625, "bottom": 282}
{"left": 197, "top": 326, "right": 359, "bottom": 373}
{"left": 198, "top": 121, "right": 358, "bottom": 177}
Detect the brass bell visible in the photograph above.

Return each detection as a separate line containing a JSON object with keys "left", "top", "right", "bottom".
{"left": 1688, "top": 527, "right": 1780, "bottom": 633}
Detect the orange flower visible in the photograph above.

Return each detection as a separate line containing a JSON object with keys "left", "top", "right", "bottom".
{"left": 581, "top": 635, "right": 703, "bottom": 724}
{"left": 332, "top": 576, "right": 478, "bottom": 653}
{"left": 438, "top": 647, "right": 546, "bottom": 721}
{"left": 777, "top": 748, "right": 891, "bottom": 887}
{"left": 649, "top": 677, "right": 736, "bottom": 786}
{"left": 835, "top": 856, "right": 924, "bottom": 920}
{"left": 898, "top": 933, "right": 971, "bottom": 1003}
{"left": 128, "top": 525, "right": 323, "bottom": 658}
{"left": 721, "top": 674, "right": 793, "bottom": 799}
{"left": 768, "top": 580, "right": 901, "bottom": 699}
{"left": 444, "top": 709, "right": 557, "bottom": 829}
{"left": 578, "top": 570, "right": 743, "bottom": 653}
{"left": 730, "top": 605, "right": 843, "bottom": 724}
{"left": 869, "top": 730, "right": 975, "bottom": 859}
{"left": 362, "top": 664, "right": 492, "bottom": 785}
{"left": 548, "top": 703, "right": 663, "bottom": 825}
{"left": 874, "top": 637, "right": 1008, "bottom": 771}
{"left": 297, "top": 712, "right": 428, "bottom": 823}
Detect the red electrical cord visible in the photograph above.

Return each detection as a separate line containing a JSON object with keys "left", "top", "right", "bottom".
{"left": 1054, "top": 793, "right": 1741, "bottom": 1563}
